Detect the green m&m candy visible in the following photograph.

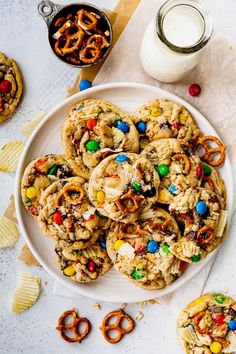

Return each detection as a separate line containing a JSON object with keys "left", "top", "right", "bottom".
{"left": 95, "top": 210, "right": 106, "bottom": 219}
{"left": 131, "top": 269, "right": 144, "bottom": 280}
{"left": 48, "top": 165, "right": 58, "bottom": 175}
{"left": 132, "top": 182, "right": 142, "bottom": 193}
{"left": 86, "top": 140, "right": 100, "bottom": 152}
{"left": 191, "top": 254, "right": 201, "bottom": 262}
{"left": 203, "top": 164, "right": 212, "bottom": 176}
{"left": 24, "top": 198, "right": 32, "bottom": 206}
{"left": 162, "top": 244, "right": 170, "bottom": 254}
{"left": 156, "top": 164, "right": 169, "bottom": 177}
{"left": 214, "top": 294, "right": 226, "bottom": 304}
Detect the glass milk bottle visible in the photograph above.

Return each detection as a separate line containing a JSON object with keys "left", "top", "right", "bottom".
{"left": 140, "top": 0, "right": 213, "bottom": 83}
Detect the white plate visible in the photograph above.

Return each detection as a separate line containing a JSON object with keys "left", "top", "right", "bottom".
{"left": 15, "top": 82, "right": 234, "bottom": 303}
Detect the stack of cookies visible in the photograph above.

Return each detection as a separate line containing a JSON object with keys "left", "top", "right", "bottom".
{"left": 21, "top": 98, "right": 227, "bottom": 288}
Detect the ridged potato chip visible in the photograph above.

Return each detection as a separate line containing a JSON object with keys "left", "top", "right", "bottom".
{"left": 11, "top": 272, "right": 41, "bottom": 314}
{"left": 223, "top": 331, "right": 236, "bottom": 353}
{"left": 181, "top": 241, "right": 200, "bottom": 258}
{"left": 0, "top": 140, "right": 24, "bottom": 172}
{"left": 0, "top": 217, "right": 19, "bottom": 248}
{"left": 20, "top": 112, "right": 46, "bottom": 137}
{"left": 179, "top": 325, "right": 199, "bottom": 345}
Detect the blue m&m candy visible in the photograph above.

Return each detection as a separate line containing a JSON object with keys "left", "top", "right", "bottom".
{"left": 195, "top": 201, "right": 208, "bottom": 215}
{"left": 76, "top": 105, "right": 84, "bottom": 111}
{"left": 115, "top": 154, "right": 129, "bottom": 163}
{"left": 228, "top": 320, "right": 236, "bottom": 331}
{"left": 100, "top": 238, "right": 106, "bottom": 249}
{"left": 136, "top": 121, "right": 147, "bottom": 134}
{"left": 147, "top": 240, "right": 159, "bottom": 253}
{"left": 79, "top": 80, "right": 92, "bottom": 91}
{"left": 168, "top": 184, "right": 178, "bottom": 195}
{"left": 116, "top": 120, "right": 130, "bottom": 133}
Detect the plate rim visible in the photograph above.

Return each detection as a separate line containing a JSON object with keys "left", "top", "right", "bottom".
{"left": 14, "top": 81, "right": 235, "bottom": 303}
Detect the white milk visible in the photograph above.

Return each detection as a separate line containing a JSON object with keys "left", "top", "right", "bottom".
{"left": 140, "top": 1, "right": 213, "bottom": 83}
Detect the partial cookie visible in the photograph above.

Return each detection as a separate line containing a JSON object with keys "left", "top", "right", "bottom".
{"left": 55, "top": 234, "right": 112, "bottom": 283}
{"left": 141, "top": 139, "right": 203, "bottom": 204}
{"left": 0, "top": 52, "right": 23, "bottom": 123}
{"left": 21, "top": 154, "right": 75, "bottom": 218}
{"left": 88, "top": 153, "right": 160, "bottom": 223}
{"left": 62, "top": 98, "right": 139, "bottom": 179}
{"left": 201, "top": 162, "right": 226, "bottom": 199}
{"left": 133, "top": 98, "right": 201, "bottom": 150}
{"left": 38, "top": 177, "right": 110, "bottom": 249}
{"left": 169, "top": 187, "right": 227, "bottom": 263}
{"left": 177, "top": 293, "right": 236, "bottom": 354}
{"left": 106, "top": 207, "right": 187, "bottom": 289}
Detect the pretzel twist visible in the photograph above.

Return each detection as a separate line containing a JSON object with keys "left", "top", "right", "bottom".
{"left": 80, "top": 42, "right": 102, "bottom": 64}
{"left": 100, "top": 310, "right": 135, "bottom": 344}
{"left": 86, "top": 34, "right": 109, "bottom": 49}
{"left": 118, "top": 222, "right": 149, "bottom": 239}
{"left": 115, "top": 189, "right": 143, "bottom": 214}
{"left": 217, "top": 337, "right": 230, "bottom": 348}
{"left": 150, "top": 219, "right": 172, "bottom": 231}
{"left": 172, "top": 153, "right": 191, "bottom": 174}
{"left": 203, "top": 176, "right": 215, "bottom": 192}
{"left": 197, "top": 226, "right": 215, "bottom": 246}
{"left": 193, "top": 311, "right": 209, "bottom": 334}
{"left": 196, "top": 136, "right": 226, "bottom": 167}
{"left": 56, "top": 309, "right": 90, "bottom": 342}
{"left": 55, "top": 185, "right": 85, "bottom": 206}
{"left": 77, "top": 9, "right": 98, "bottom": 30}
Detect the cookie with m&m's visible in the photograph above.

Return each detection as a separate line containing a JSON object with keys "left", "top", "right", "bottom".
{"left": 141, "top": 138, "right": 203, "bottom": 204}
{"left": 38, "top": 177, "right": 110, "bottom": 249}
{"left": 0, "top": 52, "right": 23, "bottom": 123}
{"left": 62, "top": 98, "right": 139, "bottom": 179}
{"left": 55, "top": 233, "right": 112, "bottom": 283}
{"left": 177, "top": 293, "right": 236, "bottom": 354}
{"left": 21, "top": 154, "right": 75, "bottom": 218}
{"left": 201, "top": 162, "right": 226, "bottom": 199}
{"left": 132, "top": 98, "right": 201, "bottom": 150}
{"left": 106, "top": 207, "right": 187, "bottom": 289}
{"left": 169, "top": 187, "right": 227, "bottom": 263}
{"left": 88, "top": 153, "right": 160, "bottom": 223}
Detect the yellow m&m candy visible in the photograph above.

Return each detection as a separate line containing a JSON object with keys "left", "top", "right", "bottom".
{"left": 150, "top": 107, "right": 161, "bottom": 117}
{"left": 114, "top": 240, "right": 124, "bottom": 251}
{"left": 210, "top": 341, "right": 222, "bottom": 354}
{"left": 97, "top": 191, "right": 105, "bottom": 203}
{"left": 63, "top": 266, "right": 75, "bottom": 276}
{"left": 192, "top": 297, "right": 204, "bottom": 306}
{"left": 26, "top": 187, "right": 37, "bottom": 199}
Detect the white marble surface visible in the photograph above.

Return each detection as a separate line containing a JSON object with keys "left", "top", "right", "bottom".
{"left": 1, "top": 1, "right": 236, "bottom": 353}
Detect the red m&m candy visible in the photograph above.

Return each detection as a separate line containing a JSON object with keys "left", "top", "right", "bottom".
{"left": 87, "top": 260, "right": 96, "bottom": 272}
{"left": 212, "top": 313, "right": 225, "bottom": 325}
{"left": 86, "top": 118, "right": 97, "bottom": 131}
{"left": 53, "top": 211, "right": 63, "bottom": 225}
{"left": 0, "top": 80, "right": 12, "bottom": 93}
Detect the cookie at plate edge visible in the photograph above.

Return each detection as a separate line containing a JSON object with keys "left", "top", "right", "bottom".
{"left": 132, "top": 98, "right": 201, "bottom": 150}
{"left": 38, "top": 177, "right": 110, "bottom": 249}
{"left": 55, "top": 233, "right": 112, "bottom": 283}
{"left": 169, "top": 187, "right": 227, "bottom": 263}
{"left": 21, "top": 154, "right": 75, "bottom": 218}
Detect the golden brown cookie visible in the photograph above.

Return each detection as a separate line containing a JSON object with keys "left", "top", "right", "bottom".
{"left": 0, "top": 52, "right": 23, "bottom": 123}
{"left": 177, "top": 293, "right": 236, "bottom": 354}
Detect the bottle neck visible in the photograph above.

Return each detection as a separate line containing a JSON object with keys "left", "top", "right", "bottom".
{"left": 155, "top": 0, "right": 213, "bottom": 55}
